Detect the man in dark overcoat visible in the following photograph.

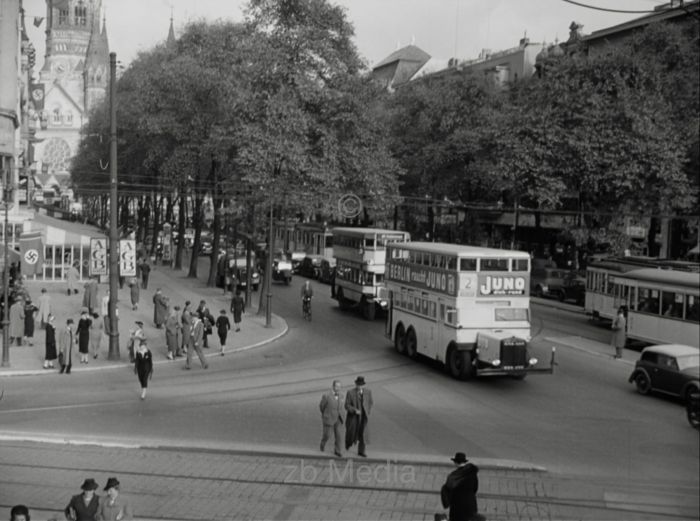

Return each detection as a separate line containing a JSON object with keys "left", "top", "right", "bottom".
{"left": 344, "top": 375, "right": 373, "bottom": 457}
{"left": 319, "top": 380, "right": 344, "bottom": 457}
{"left": 153, "top": 288, "right": 169, "bottom": 328}
{"left": 440, "top": 452, "right": 481, "bottom": 521}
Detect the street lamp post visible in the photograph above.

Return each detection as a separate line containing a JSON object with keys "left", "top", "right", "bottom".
{"left": 265, "top": 196, "right": 273, "bottom": 328}
{"left": 107, "top": 52, "right": 120, "bottom": 359}
{"left": 1, "top": 157, "right": 10, "bottom": 367}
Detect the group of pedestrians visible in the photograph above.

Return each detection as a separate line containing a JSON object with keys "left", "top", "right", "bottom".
{"left": 318, "top": 377, "right": 482, "bottom": 520}
{"left": 8, "top": 476, "right": 132, "bottom": 521}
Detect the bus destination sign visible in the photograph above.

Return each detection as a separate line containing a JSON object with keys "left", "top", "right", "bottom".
{"left": 387, "top": 262, "right": 457, "bottom": 296}
{"left": 478, "top": 275, "right": 527, "bottom": 296}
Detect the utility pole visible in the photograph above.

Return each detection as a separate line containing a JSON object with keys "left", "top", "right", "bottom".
{"left": 107, "top": 52, "right": 120, "bottom": 359}
{"left": 265, "top": 196, "right": 273, "bottom": 327}
{"left": 1, "top": 157, "right": 10, "bottom": 367}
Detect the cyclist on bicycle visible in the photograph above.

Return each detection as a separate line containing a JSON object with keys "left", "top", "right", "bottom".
{"left": 301, "top": 280, "right": 313, "bottom": 316}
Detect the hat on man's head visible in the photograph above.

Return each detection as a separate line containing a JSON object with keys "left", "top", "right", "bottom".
{"left": 81, "top": 478, "right": 99, "bottom": 490}
{"left": 104, "top": 477, "right": 120, "bottom": 490}
{"left": 80, "top": 307, "right": 88, "bottom": 314}
{"left": 135, "top": 320, "right": 143, "bottom": 326}
{"left": 451, "top": 452, "right": 468, "bottom": 464}
{"left": 355, "top": 376, "right": 366, "bottom": 386}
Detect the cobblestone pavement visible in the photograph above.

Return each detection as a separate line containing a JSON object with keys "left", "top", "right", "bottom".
{"left": 1, "top": 440, "right": 697, "bottom": 521}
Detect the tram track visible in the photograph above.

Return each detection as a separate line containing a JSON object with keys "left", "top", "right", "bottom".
{"left": 0, "top": 456, "right": 696, "bottom": 521}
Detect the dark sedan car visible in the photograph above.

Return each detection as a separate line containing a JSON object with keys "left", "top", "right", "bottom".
{"left": 629, "top": 344, "right": 700, "bottom": 402}
{"left": 297, "top": 255, "right": 327, "bottom": 279}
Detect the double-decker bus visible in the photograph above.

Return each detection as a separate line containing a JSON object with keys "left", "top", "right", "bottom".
{"left": 597, "top": 268, "right": 699, "bottom": 347}
{"left": 385, "top": 242, "right": 555, "bottom": 380}
{"left": 585, "top": 257, "right": 699, "bottom": 321}
{"left": 332, "top": 227, "right": 410, "bottom": 320}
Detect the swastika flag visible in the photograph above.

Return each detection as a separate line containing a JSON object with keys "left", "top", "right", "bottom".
{"left": 19, "top": 231, "right": 44, "bottom": 276}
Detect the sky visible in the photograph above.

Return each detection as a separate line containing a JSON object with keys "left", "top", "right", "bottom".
{"left": 22, "top": 0, "right": 672, "bottom": 70}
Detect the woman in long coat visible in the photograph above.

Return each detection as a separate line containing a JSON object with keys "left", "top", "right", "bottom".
{"left": 129, "top": 277, "right": 140, "bottom": 310}
{"left": 9, "top": 298, "right": 25, "bottom": 346}
{"left": 89, "top": 312, "right": 103, "bottom": 359}
{"left": 59, "top": 319, "right": 75, "bottom": 374}
{"left": 134, "top": 339, "right": 153, "bottom": 400}
{"left": 43, "top": 313, "right": 57, "bottom": 369}
{"left": 76, "top": 309, "right": 92, "bottom": 364}
{"left": 37, "top": 287, "right": 51, "bottom": 327}
{"left": 82, "top": 279, "right": 99, "bottom": 314}
{"left": 611, "top": 306, "right": 627, "bottom": 359}
{"left": 153, "top": 289, "right": 169, "bottom": 328}
{"left": 23, "top": 298, "right": 39, "bottom": 346}
{"left": 66, "top": 263, "right": 80, "bottom": 295}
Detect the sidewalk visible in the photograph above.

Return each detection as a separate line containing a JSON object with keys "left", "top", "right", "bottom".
{"left": 0, "top": 254, "right": 287, "bottom": 377}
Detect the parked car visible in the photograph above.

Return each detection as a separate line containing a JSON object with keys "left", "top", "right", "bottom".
{"left": 687, "top": 392, "right": 700, "bottom": 430}
{"left": 628, "top": 344, "right": 700, "bottom": 402}
{"left": 297, "top": 255, "right": 327, "bottom": 279}
{"left": 531, "top": 267, "right": 585, "bottom": 304}
{"left": 317, "top": 258, "right": 336, "bottom": 284}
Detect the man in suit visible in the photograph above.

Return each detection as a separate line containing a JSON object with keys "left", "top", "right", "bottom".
{"left": 319, "top": 380, "right": 344, "bottom": 457}
{"left": 345, "top": 375, "right": 373, "bottom": 457}
{"left": 185, "top": 315, "right": 208, "bottom": 370}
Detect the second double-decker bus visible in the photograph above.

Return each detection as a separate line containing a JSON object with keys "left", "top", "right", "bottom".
{"left": 385, "top": 242, "right": 555, "bottom": 380}
{"left": 332, "top": 227, "right": 410, "bottom": 320}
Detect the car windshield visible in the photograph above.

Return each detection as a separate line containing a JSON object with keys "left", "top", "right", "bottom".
{"left": 676, "top": 354, "right": 700, "bottom": 371}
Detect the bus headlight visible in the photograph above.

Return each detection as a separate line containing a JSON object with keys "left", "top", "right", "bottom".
{"left": 492, "top": 359, "right": 501, "bottom": 367}
{"left": 529, "top": 357, "right": 538, "bottom": 365}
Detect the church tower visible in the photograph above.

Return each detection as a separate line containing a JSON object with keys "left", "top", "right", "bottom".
{"left": 34, "top": 0, "right": 108, "bottom": 178}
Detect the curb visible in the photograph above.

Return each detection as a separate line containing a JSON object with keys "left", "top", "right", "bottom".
{"left": 0, "top": 433, "right": 547, "bottom": 472}
{"left": 0, "top": 315, "right": 288, "bottom": 378}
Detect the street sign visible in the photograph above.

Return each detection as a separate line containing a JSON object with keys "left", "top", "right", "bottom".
{"left": 119, "top": 239, "right": 136, "bottom": 276}
{"left": 89, "top": 238, "right": 107, "bottom": 276}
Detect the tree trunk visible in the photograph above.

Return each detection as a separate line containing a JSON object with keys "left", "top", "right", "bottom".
{"left": 188, "top": 195, "right": 203, "bottom": 278}
{"left": 175, "top": 193, "right": 186, "bottom": 271}
{"left": 150, "top": 193, "right": 161, "bottom": 257}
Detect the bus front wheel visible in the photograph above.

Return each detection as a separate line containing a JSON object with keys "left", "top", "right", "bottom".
{"left": 394, "top": 324, "right": 406, "bottom": 355}
{"left": 337, "top": 288, "right": 350, "bottom": 310}
{"left": 447, "top": 345, "right": 474, "bottom": 380}
{"left": 405, "top": 328, "right": 418, "bottom": 358}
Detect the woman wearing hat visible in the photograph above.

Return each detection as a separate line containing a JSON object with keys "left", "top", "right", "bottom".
{"left": 59, "top": 319, "right": 75, "bottom": 374}
{"left": 64, "top": 478, "right": 100, "bottom": 521}
{"left": 76, "top": 308, "right": 92, "bottom": 364}
{"left": 43, "top": 313, "right": 57, "bottom": 370}
{"left": 97, "top": 477, "right": 133, "bottom": 520}
{"left": 134, "top": 338, "right": 153, "bottom": 400}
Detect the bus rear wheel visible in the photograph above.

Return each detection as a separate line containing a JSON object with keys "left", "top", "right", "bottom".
{"left": 447, "top": 345, "right": 474, "bottom": 380}
{"left": 361, "top": 298, "right": 376, "bottom": 320}
{"left": 394, "top": 324, "right": 406, "bottom": 355}
{"left": 405, "top": 328, "right": 418, "bottom": 358}
{"left": 337, "top": 288, "right": 350, "bottom": 310}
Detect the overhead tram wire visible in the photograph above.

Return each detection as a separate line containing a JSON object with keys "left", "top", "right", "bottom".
{"left": 560, "top": 0, "right": 665, "bottom": 14}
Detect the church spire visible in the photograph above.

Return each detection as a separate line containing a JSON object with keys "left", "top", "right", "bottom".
{"left": 167, "top": 9, "right": 175, "bottom": 46}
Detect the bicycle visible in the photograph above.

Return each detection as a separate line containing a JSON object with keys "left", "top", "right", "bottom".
{"left": 302, "top": 296, "right": 312, "bottom": 321}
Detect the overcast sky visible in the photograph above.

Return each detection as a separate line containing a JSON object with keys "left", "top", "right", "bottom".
{"left": 23, "top": 0, "right": 670, "bottom": 70}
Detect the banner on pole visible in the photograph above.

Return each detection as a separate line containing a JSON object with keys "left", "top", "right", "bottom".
{"left": 89, "top": 238, "right": 107, "bottom": 276}
{"left": 19, "top": 231, "right": 44, "bottom": 275}
{"left": 119, "top": 239, "right": 136, "bottom": 277}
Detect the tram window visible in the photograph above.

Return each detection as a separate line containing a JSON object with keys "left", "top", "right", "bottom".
{"left": 440, "top": 304, "right": 445, "bottom": 320}
{"left": 325, "top": 235, "right": 333, "bottom": 248}
{"left": 638, "top": 288, "right": 660, "bottom": 314}
{"left": 423, "top": 253, "right": 431, "bottom": 266}
{"left": 686, "top": 295, "right": 699, "bottom": 321}
{"left": 445, "top": 307, "right": 456, "bottom": 325}
{"left": 481, "top": 258, "right": 508, "bottom": 271}
{"left": 460, "top": 258, "right": 477, "bottom": 271}
{"left": 512, "top": 259, "right": 529, "bottom": 272}
{"left": 364, "top": 238, "right": 375, "bottom": 248}
{"left": 662, "top": 292, "right": 683, "bottom": 319}
{"left": 495, "top": 308, "right": 529, "bottom": 321}
{"left": 446, "top": 257, "right": 457, "bottom": 270}
{"left": 429, "top": 301, "right": 436, "bottom": 318}
{"left": 375, "top": 273, "right": 384, "bottom": 284}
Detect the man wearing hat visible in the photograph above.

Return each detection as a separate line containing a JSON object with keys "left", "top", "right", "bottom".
{"left": 440, "top": 452, "right": 481, "bottom": 521}
{"left": 97, "top": 476, "right": 133, "bottom": 520}
{"left": 344, "top": 376, "right": 373, "bottom": 457}
{"left": 9, "top": 504, "right": 30, "bottom": 521}
{"left": 64, "top": 478, "right": 100, "bottom": 520}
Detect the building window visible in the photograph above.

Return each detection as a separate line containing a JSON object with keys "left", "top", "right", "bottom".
{"left": 58, "top": 8, "right": 69, "bottom": 25}
{"left": 51, "top": 108, "right": 61, "bottom": 124}
{"left": 75, "top": 4, "right": 87, "bottom": 26}
{"left": 64, "top": 112, "right": 73, "bottom": 125}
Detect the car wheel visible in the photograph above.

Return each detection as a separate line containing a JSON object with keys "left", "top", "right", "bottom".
{"left": 634, "top": 372, "right": 651, "bottom": 395}
{"left": 405, "top": 328, "right": 418, "bottom": 359}
{"left": 534, "top": 285, "right": 544, "bottom": 298}
{"left": 337, "top": 288, "right": 350, "bottom": 311}
{"left": 394, "top": 324, "right": 406, "bottom": 355}
{"left": 557, "top": 291, "right": 566, "bottom": 302}
{"left": 446, "top": 345, "right": 473, "bottom": 380}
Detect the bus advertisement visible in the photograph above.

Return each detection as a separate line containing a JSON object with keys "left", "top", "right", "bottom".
{"left": 332, "top": 227, "right": 410, "bottom": 320}
{"left": 385, "top": 242, "right": 555, "bottom": 380}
